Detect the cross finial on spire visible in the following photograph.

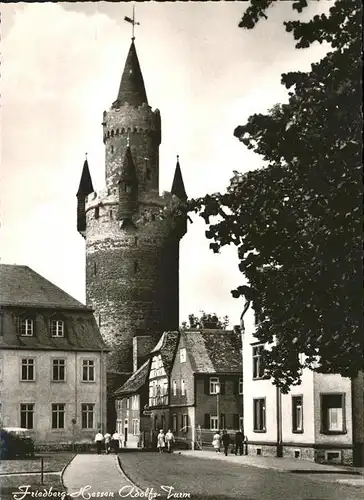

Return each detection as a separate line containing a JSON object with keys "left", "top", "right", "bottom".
{"left": 177, "top": 154, "right": 179, "bottom": 162}
{"left": 124, "top": 5, "right": 140, "bottom": 41}
{"left": 127, "top": 133, "right": 130, "bottom": 147}
{"left": 85, "top": 152, "right": 88, "bottom": 159}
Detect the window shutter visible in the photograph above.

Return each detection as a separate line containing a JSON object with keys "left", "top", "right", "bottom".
{"left": 204, "top": 413, "right": 210, "bottom": 430}
{"left": 204, "top": 378, "right": 209, "bottom": 395}
{"left": 220, "top": 379, "right": 225, "bottom": 395}
{"left": 233, "top": 413, "right": 239, "bottom": 429}
{"left": 220, "top": 413, "right": 226, "bottom": 429}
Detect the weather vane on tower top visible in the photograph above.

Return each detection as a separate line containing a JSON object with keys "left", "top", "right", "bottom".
{"left": 124, "top": 5, "right": 140, "bottom": 41}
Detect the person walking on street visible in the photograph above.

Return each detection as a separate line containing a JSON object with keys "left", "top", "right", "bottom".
{"left": 94, "top": 431, "right": 104, "bottom": 455}
{"left": 104, "top": 432, "right": 111, "bottom": 454}
{"left": 234, "top": 429, "right": 244, "bottom": 456}
{"left": 111, "top": 430, "right": 121, "bottom": 453}
{"left": 165, "top": 429, "right": 175, "bottom": 453}
{"left": 221, "top": 430, "right": 230, "bottom": 456}
{"left": 157, "top": 429, "right": 166, "bottom": 453}
{"left": 212, "top": 431, "right": 221, "bottom": 453}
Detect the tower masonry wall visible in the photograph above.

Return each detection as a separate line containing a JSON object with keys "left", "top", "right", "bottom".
{"left": 85, "top": 197, "right": 183, "bottom": 373}
{"left": 103, "top": 104, "right": 161, "bottom": 188}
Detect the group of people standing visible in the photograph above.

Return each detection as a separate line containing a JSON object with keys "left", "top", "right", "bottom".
{"left": 94, "top": 430, "right": 122, "bottom": 454}
{"left": 156, "top": 429, "right": 175, "bottom": 453}
{"left": 212, "top": 429, "right": 246, "bottom": 456}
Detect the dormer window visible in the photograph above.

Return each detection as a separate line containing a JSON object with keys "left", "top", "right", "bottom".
{"left": 94, "top": 207, "right": 100, "bottom": 219}
{"left": 20, "top": 318, "right": 34, "bottom": 337}
{"left": 51, "top": 319, "right": 64, "bottom": 337}
{"left": 180, "top": 348, "right": 186, "bottom": 363}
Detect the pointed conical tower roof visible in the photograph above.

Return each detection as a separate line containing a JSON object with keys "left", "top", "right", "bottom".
{"left": 112, "top": 41, "right": 148, "bottom": 109}
{"left": 171, "top": 155, "right": 187, "bottom": 200}
{"left": 119, "top": 145, "right": 138, "bottom": 183}
{"left": 77, "top": 158, "right": 94, "bottom": 196}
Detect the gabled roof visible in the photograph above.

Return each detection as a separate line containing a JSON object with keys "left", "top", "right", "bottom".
{"left": 113, "top": 360, "right": 150, "bottom": 397}
{"left": 151, "top": 331, "right": 179, "bottom": 375}
{"left": 171, "top": 156, "right": 187, "bottom": 201}
{"left": 76, "top": 158, "right": 94, "bottom": 197}
{"left": 182, "top": 329, "right": 242, "bottom": 374}
{"left": 112, "top": 41, "right": 148, "bottom": 108}
{"left": 0, "top": 265, "right": 89, "bottom": 310}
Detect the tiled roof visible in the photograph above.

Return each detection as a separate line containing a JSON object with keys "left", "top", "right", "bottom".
{"left": 183, "top": 329, "right": 242, "bottom": 373}
{"left": 112, "top": 41, "right": 148, "bottom": 108}
{"left": 0, "top": 265, "right": 89, "bottom": 310}
{"left": 0, "top": 314, "right": 108, "bottom": 352}
{"left": 113, "top": 360, "right": 150, "bottom": 396}
{"left": 151, "top": 331, "right": 179, "bottom": 375}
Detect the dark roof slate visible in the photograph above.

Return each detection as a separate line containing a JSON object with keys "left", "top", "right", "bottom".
{"left": 76, "top": 159, "right": 94, "bottom": 197}
{"left": 119, "top": 146, "right": 138, "bottom": 183}
{"left": 113, "top": 41, "right": 148, "bottom": 108}
{"left": 0, "top": 265, "right": 88, "bottom": 310}
{"left": 171, "top": 157, "right": 187, "bottom": 201}
{"left": 183, "top": 329, "right": 242, "bottom": 373}
{"left": 113, "top": 360, "right": 150, "bottom": 396}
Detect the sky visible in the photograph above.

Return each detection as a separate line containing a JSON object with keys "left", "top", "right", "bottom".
{"left": 0, "top": 1, "right": 331, "bottom": 328}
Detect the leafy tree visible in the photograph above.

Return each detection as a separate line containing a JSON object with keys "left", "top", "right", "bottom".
{"left": 190, "top": 0, "right": 362, "bottom": 392}
{"left": 181, "top": 311, "right": 230, "bottom": 330}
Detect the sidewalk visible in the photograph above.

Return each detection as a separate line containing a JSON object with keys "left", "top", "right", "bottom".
{"left": 178, "top": 449, "right": 364, "bottom": 475}
{"left": 62, "top": 454, "right": 139, "bottom": 497}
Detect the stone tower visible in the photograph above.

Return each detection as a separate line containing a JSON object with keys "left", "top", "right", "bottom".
{"left": 76, "top": 39, "right": 187, "bottom": 374}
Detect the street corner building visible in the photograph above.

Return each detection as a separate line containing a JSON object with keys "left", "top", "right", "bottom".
{"left": 241, "top": 303, "right": 363, "bottom": 465}
{"left": 0, "top": 264, "right": 109, "bottom": 450}
{"left": 114, "top": 327, "right": 244, "bottom": 451}
{"left": 76, "top": 35, "right": 188, "bottom": 406}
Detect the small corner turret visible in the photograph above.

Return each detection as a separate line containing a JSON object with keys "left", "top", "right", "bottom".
{"left": 171, "top": 155, "right": 187, "bottom": 201}
{"left": 118, "top": 141, "right": 138, "bottom": 223}
{"left": 77, "top": 156, "right": 94, "bottom": 236}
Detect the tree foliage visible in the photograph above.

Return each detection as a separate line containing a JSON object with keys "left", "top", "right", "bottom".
{"left": 190, "top": 0, "right": 362, "bottom": 392}
{"left": 181, "top": 311, "right": 230, "bottom": 330}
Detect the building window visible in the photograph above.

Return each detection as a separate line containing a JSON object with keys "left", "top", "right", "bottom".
{"left": 172, "top": 414, "right": 177, "bottom": 432}
{"left": 52, "top": 359, "right": 66, "bottom": 382}
{"left": 93, "top": 262, "right": 97, "bottom": 276}
{"left": 81, "top": 403, "right": 95, "bottom": 429}
{"left": 238, "top": 377, "right": 243, "bottom": 395}
{"left": 252, "top": 345, "right": 264, "bottom": 379}
{"left": 179, "top": 348, "right": 186, "bottom": 363}
{"left": 132, "top": 419, "right": 139, "bottom": 436}
{"left": 181, "top": 380, "right": 186, "bottom": 396}
{"left": 51, "top": 320, "right": 64, "bottom": 337}
{"left": 134, "top": 261, "right": 139, "bottom": 273}
{"left": 131, "top": 395, "right": 139, "bottom": 410}
{"left": 253, "top": 398, "right": 266, "bottom": 432}
{"left": 292, "top": 395, "right": 303, "bottom": 433}
{"left": 94, "top": 207, "right": 99, "bottom": 219}
{"left": 126, "top": 398, "right": 130, "bottom": 410}
{"left": 209, "top": 377, "right": 220, "bottom": 395}
{"left": 321, "top": 394, "right": 346, "bottom": 434}
{"left": 110, "top": 145, "right": 114, "bottom": 154}
{"left": 172, "top": 380, "right": 177, "bottom": 396}
{"left": 20, "top": 403, "right": 34, "bottom": 429}
{"left": 210, "top": 416, "right": 218, "bottom": 431}
{"left": 182, "top": 414, "right": 188, "bottom": 432}
{"left": 52, "top": 404, "right": 65, "bottom": 429}
{"left": 21, "top": 358, "right": 35, "bottom": 381}
{"left": 20, "top": 318, "right": 34, "bottom": 337}
{"left": 82, "top": 360, "right": 95, "bottom": 382}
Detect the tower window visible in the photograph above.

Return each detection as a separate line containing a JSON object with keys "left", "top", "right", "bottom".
{"left": 134, "top": 236, "right": 138, "bottom": 246}
{"left": 146, "top": 168, "right": 151, "bottom": 180}
{"left": 98, "top": 314, "right": 102, "bottom": 327}
{"left": 110, "top": 145, "right": 114, "bottom": 154}
{"left": 109, "top": 210, "right": 113, "bottom": 219}
{"left": 94, "top": 207, "right": 99, "bottom": 219}
{"left": 134, "top": 261, "right": 139, "bottom": 273}
{"left": 93, "top": 262, "right": 97, "bottom": 276}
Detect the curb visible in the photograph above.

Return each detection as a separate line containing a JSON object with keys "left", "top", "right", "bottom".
{"left": 115, "top": 454, "right": 144, "bottom": 494}
{"left": 60, "top": 454, "right": 78, "bottom": 492}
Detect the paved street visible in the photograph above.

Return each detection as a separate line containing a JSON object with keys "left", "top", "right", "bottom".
{"left": 118, "top": 452, "right": 363, "bottom": 500}
{"left": 62, "top": 452, "right": 364, "bottom": 500}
